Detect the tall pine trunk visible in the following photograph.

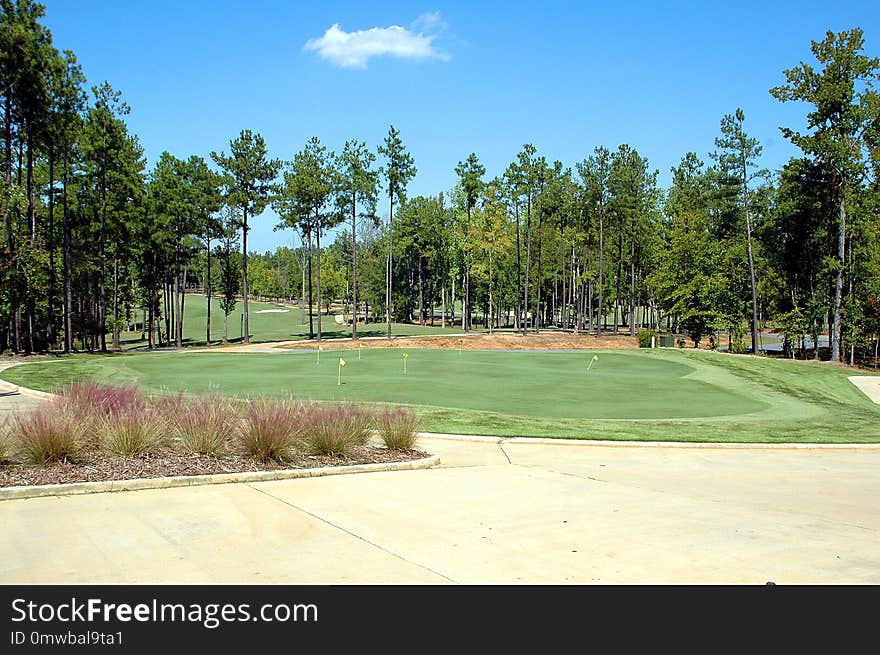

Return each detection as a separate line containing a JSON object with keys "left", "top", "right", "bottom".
{"left": 205, "top": 238, "right": 212, "bottom": 346}
{"left": 316, "top": 217, "right": 322, "bottom": 342}
{"left": 241, "top": 206, "right": 250, "bottom": 344}
{"left": 831, "top": 193, "right": 845, "bottom": 362}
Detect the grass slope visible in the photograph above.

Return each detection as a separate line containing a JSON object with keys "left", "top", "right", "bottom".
{"left": 4, "top": 349, "right": 878, "bottom": 443}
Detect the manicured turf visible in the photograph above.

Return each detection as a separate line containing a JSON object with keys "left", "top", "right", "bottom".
{"left": 4, "top": 348, "right": 879, "bottom": 443}
{"left": 118, "top": 295, "right": 462, "bottom": 349}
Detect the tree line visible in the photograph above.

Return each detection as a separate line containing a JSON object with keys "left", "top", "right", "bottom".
{"left": 1, "top": 2, "right": 878, "bottom": 365}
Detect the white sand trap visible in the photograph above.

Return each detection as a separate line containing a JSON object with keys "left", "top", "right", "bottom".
{"left": 254, "top": 309, "right": 289, "bottom": 314}
{"left": 849, "top": 376, "right": 880, "bottom": 404}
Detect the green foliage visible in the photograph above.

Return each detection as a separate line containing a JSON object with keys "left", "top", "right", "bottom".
{"left": 375, "top": 407, "right": 420, "bottom": 450}
{"left": 636, "top": 328, "right": 656, "bottom": 348}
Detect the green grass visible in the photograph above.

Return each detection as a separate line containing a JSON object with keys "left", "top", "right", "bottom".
{"left": 118, "top": 295, "right": 463, "bottom": 349}
{"left": 4, "top": 349, "right": 878, "bottom": 443}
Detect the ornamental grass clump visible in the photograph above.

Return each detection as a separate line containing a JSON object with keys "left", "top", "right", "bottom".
{"left": 375, "top": 407, "right": 420, "bottom": 450}
{"left": 171, "top": 394, "right": 237, "bottom": 456}
{"left": 96, "top": 403, "right": 168, "bottom": 456}
{"left": 239, "top": 397, "right": 302, "bottom": 462}
{"left": 60, "top": 381, "right": 146, "bottom": 445}
{"left": 12, "top": 402, "right": 84, "bottom": 464}
{"left": 301, "top": 404, "right": 373, "bottom": 456}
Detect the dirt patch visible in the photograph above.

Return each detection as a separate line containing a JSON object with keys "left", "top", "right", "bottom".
{"left": 284, "top": 332, "right": 639, "bottom": 351}
{"left": 0, "top": 446, "right": 427, "bottom": 489}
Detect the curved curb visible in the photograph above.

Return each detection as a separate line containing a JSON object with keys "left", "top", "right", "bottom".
{"left": 418, "top": 432, "right": 880, "bottom": 450}
{"left": 0, "top": 381, "right": 57, "bottom": 400}
{"left": 0, "top": 454, "right": 441, "bottom": 502}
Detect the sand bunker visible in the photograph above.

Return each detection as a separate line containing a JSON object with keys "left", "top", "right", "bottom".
{"left": 254, "top": 309, "right": 290, "bottom": 314}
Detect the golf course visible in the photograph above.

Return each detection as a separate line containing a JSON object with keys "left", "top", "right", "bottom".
{"left": 4, "top": 347, "right": 878, "bottom": 443}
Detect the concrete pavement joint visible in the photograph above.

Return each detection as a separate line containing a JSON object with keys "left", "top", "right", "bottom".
{"left": 245, "top": 483, "right": 457, "bottom": 583}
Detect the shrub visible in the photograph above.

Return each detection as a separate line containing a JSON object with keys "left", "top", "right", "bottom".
{"left": 239, "top": 397, "right": 301, "bottom": 462}
{"left": 302, "top": 404, "right": 372, "bottom": 456}
{"left": 676, "top": 338, "right": 686, "bottom": 349}
{"left": 171, "top": 394, "right": 237, "bottom": 455}
{"left": 375, "top": 407, "right": 420, "bottom": 450}
{"left": 636, "top": 328, "right": 657, "bottom": 348}
{"left": 96, "top": 404, "right": 168, "bottom": 456}
{"left": 12, "top": 403, "right": 83, "bottom": 464}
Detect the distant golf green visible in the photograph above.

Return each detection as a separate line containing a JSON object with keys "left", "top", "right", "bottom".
{"left": 5, "top": 349, "right": 879, "bottom": 443}
{"left": 118, "top": 295, "right": 462, "bottom": 349}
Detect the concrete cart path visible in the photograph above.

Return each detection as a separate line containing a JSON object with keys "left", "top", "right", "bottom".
{"left": 850, "top": 376, "right": 880, "bottom": 404}
{"left": 0, "top": 361, "right": 47, "bottom": 420}
{"left": 2, "top": 435, "right": 879, "bottom": 584}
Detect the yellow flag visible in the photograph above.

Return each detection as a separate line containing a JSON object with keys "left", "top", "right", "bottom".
{"left": 403, "top": 352, "right": 409, "bottom": 359}
{"left": 339, "top": 358, "right": 346, "bottom": 367}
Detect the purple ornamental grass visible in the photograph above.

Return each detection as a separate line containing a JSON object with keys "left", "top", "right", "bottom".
{"left": 301, "top": 404, "right": 374, "bottom": 456}
{"left": 239, "top": 397, "right": 302, "bottom": 462}
{"left": 375, "top": 407, "right": 420, "bottom": 450}
{"left": 96, "top": 403, "right": 168, "bottom": 456}
{"left": 12, "top": 401, "right": 84, "bottom": 464}
{"left": 171, "top": 394, "right": 237, "bottom": 455}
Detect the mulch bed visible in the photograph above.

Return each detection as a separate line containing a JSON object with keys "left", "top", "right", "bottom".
{"left": 0, "top": 446, "right": 428, "bottom": 489}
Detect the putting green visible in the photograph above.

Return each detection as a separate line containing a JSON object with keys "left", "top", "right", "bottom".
{"left": 4, "top": 349, "right": 879, "bottom": 442}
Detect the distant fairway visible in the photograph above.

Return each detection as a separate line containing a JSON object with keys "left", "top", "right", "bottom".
{"left": 118, "top": 295, "right": 462, "bottom": 349}
{"left": 4, "top": 349, "right": 879, "bottom": 443}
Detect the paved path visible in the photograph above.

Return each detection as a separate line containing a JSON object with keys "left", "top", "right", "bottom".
{"left": 0, "top": 361, "right": 47, "bottom": 420}
{"left": 850, "top": 376, "right": 880, "bottom": 404}
{"left": 2, "top": 433, "right": 879, "bottom": 584}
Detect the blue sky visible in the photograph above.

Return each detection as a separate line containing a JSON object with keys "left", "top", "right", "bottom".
{"left": 43, "top": 0, "right": 878, "bottom": 252}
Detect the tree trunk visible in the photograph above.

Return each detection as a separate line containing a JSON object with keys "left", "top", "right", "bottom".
{"left": 206, "top": 238, "right": 212, "bottom": 346}
{"left": 179, "top": 262, "right": 187, "bottom": 346}
{"left": 62, "top": 143, "right": 73, "bottom": 353}
{"left": 307, "top": 227, "right": 314, "bottom": 339}
{"left": 831, "top": 193, "right": 845, "bottom": 363}
{"left": 242, "top": 206, "right": 250, "bottom": 344}
{"left": 351, "top": 192, "right": 359, "bottom": 340}
{"left": 316, "top": 218, "right": 322, "bottom": 342}
{"left": 386, "top": 194, "right": 394, "bottom": 339}
{"left": 112, "top": 255, "right": 120, "bottom": 350}
{"left": 523, "top": 195, "right": 532, "bottom": 336}
{"left": 596, "top": 211, "right": 604, "bottom": 337}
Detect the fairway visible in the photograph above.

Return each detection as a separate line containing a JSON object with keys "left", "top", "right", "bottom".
{"left": 5, "top": 349, "right": 879, "bottom": 443}
{"left": 118, "top": 296, "right": 463, "bottom": 349}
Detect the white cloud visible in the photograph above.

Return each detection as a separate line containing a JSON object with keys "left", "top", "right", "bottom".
{"left": 304, "top": 13, "right": 448, "bottom": 69}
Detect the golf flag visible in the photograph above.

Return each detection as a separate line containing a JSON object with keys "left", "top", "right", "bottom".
{"left": 338, "top": 357, "right": 346, "bottom": 386}
{"left": 403, "top": 352, "right": 409, "bottom": 373}
{"left": 587, "top": 354, "right": 598, "bottom": 371}
{"left": 317, "top": 344, "right": 323, "bottom": 364}
{"left": 358, "top": 342, "right": 363, "bottom": 360}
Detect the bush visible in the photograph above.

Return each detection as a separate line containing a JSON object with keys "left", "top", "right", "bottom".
{"left": 676, "top": 338, "right": 686, "bottom": 349}
{"left": 636, "top": 329, "right": 657, "bottom": 348}
{"left": 239, "top": 397, "right": 301, "bottom": 462}
{"left": 12, "top": 403, "right": 83, "bottom": 464}
{"left": 97, "top": 404, "right": 168, "bottom": 456}
{"left": 302, "top": 404, "right": 372, "bottom": 456}
{"left": 375, "top": 407, "right": 420, "bottom": 450}
{"left": 171, "top": 395, "right": 237, "bottom": 455}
